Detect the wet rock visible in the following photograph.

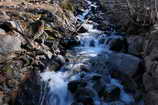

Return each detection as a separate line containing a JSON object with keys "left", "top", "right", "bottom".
{"left": 121, "top": 79, "right": 137, "bottom": 94}
{"left": 91, "top": 74, "right": 102, "bottom": 80}
{"left": 110, "top": 70, "right": 137, "bottom": 93}
{"left": 92, "top": 76, "right": 106, "bottom": 94}
{"left": 48, "top": 55, "right": 66, "bottom": 71}
{"left": 72, "top": 63, "right": 90, "bottom": 72}
{"left": 77, "top": 26, "right": 87, "bottom": 33}
{"left": 76, "top": 96, "right": 94, "bottom": 105}
{"left": 89, "top": 39, "right": 95, "bottom": 47}
{"left": 89, "top": 54, "right": 111, "bottom": 81}
{"left": 127, "top": 36, "right": 145, "bottom": 56}
{"left": 100, "top": 86, "right": 121, "bottom": 102}
{"left": 60, "top": 36, "right": 80, "bottom": 49}
{"left": 74, "top": 87, "right": 97, "bottom": 102}
{"left": 68, "top": 80, "right": 87, "bottom": 93}
{"left": 106, "top": 36, "right": 128, "bottom": 52}
{"left": 108, "top": 52, "right": 142, "bottom": 77}
{"left": 49, "top": 60, "right": 61, "bottom": 71}
{"left": 54, "top": 55, "right": 65, "bottom": 65}
{"left": 110, "top": 87, "right": 121, "bottom": 100}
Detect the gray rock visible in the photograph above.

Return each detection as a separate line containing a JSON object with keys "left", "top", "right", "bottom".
{"left": 92, "top": 77, "right": 106, "bottom": 94}
{"left": 68, "top": 80, "right": 87, "bottom": 93}
{"left": 0, "top": 95, "right": 4, "bottom": 105}
{"left": 55, "top": 55, "right": 65, "bottom": 65}
{"left": 106, "top": 36, "right": 128, "bottom": 52}
{"left": 127, "top": 36, "right": 144, "bottom": 56}
{"left": 74, "top": 87, "right": 97, "bottom": 100}
{"left": 49, "top": 60, "right": 61, "bottom": 71}
{"left": 145, "top": 91, "right": 158, "bottom": 105}
{"left": 108, "top": 52, "right": 141, "bottom": 76}
{"left": 0, "top": 35, "right": 22, "bottom": 55}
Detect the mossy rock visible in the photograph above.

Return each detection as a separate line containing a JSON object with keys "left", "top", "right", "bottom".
{"left": 2, "top": 64, "right": 13, "bottom": 73}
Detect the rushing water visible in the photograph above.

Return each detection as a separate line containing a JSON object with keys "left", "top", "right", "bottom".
{"left": 40, "top": 0, "right": 136, "bottom": 105}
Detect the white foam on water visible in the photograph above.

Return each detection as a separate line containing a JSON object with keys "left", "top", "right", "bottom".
{"left": 75, "top": 33, "right": 107, "bottom": 57}
{"left": 40, "top": 72, "right": 73, "bottom": 105}
{"left": 82, "top": 23, "right": 102, "bottom": 33}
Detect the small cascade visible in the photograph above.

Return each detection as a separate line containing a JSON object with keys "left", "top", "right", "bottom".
{"left": 75, "top": 34, "right": 106, "bottom": 57}
{"left": 40, "top": 0, "right": 140, "bottom": 105}
{"left": 40, "top": 71, "right": 73, "bottom": 105}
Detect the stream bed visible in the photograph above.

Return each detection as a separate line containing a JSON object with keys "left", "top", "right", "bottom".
{"left": 40, "top": 0, "right": 144, "bottom": 105}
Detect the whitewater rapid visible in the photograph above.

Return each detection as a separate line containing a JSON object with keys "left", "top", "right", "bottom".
{"left": 40, "top": 0, "right": 135, "bottom": 105}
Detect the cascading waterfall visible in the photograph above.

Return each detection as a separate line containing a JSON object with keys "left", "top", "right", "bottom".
{"left": 40, "top": 0, "right": 136, "bottom": 105}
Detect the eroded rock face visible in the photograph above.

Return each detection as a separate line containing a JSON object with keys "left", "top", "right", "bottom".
{"left": 127, "top": 36, "right": 145, "bottom": 56}
{"left": 143, "top": 28, "right": 158, "bottom": 105}
{"left": 98, "top": 0, "right": 130, "bottom": 29}
{"left": 90, "top": 52, "right": 142, "bottom": 77}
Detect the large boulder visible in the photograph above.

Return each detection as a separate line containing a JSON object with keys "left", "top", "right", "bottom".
{"left": 106, "top": 35, "right": 128, "bottom": 52}
{"left": 0, "top": 34, "right": 22, "bottom": 55}
{"left": 143, "top": 27, "right": 158, "bottom": 105}
{"left": 108, "top": 52, "right": 142, "bottom": 77}
{"left": 90, "top": 52, "right": 142, "bottom": 77}
{"left": 127, "top": 36, "right": 145, "bottom": 56}
{"left": 89, "top": 53, "right": 111, "bottom": 81}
